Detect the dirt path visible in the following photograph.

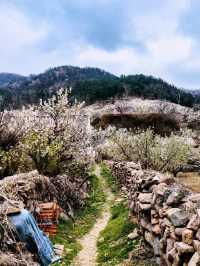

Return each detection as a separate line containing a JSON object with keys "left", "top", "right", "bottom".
{"left": 72, "top": 165, "right": 114, "bottom": 266}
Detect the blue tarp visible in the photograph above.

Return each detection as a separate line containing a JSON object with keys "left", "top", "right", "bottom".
{"left": 9, "top": 209, "right": 55, "bottom": 266}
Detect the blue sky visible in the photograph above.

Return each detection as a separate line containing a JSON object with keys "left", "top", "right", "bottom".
{"left": 0, "top": 0, "right": 200, "bottom": 89}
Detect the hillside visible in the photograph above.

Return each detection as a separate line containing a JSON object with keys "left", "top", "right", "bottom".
{"left": 0, "top": 65, "right": 198, "bottom": 108}
{"left": 0, "top": 73, "right": 27, "bottom": 87}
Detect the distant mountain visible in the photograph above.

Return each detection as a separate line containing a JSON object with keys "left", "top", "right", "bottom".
{"left": 0, "top": 73, "right": 27, "bottom": 87}
{"left": 190, "top": 90, "right": 200, "bottom": 96}
{"left": 0, "top": 65, "right": 198, "bottom": 108}
{"left": 0, "top": 66, "right": 116, "bottom": 108}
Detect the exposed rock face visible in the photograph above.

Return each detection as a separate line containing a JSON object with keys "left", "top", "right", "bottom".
{"left": 108, "top": 161, "right": 200, "bottom": 266}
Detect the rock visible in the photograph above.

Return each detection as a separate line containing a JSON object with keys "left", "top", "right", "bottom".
{"left": 166, "top": 188, "right": 186, "bottom": 206}
{"left": 175, "top": 242, "right": 194, "bottom": 254}
{"left": 196, "top": 229, "right": 200, "bottom": 240}
{"left": 162, "top": 217, "right": 172, "bottom": 228}
{"left": 140, "top": 218, "right": 152, "bottom": 231}
{"left": 163, "top": 227, "right": 171, "bottom": 240}
{"left": 166, "top": 247, "right": 176, "bottom": 261}
{"left": 153, "top": 183, "right": 168, "bottom": 196}
{"left": 193, "top": 240, "right": 200, "bottom": 253}
{"left": 166, "top": 238, "right": 175, "bottom": 253}
{"left": 54, "top": 244, "right": 64, "bottom": 256}
{"left": 166, "top": 208, "right": 189, "bottom": 226}
{"left": 183, "top": 200, "right": 197, "bottom": 212}
{"left": 152, "top": 224, "right": 161, "bottom": 235}
{"left": 173, "top": 254, "right": 181, "bottom": 266}
{"left": 151, "top": 217, "right": 159, "bottom": 225}
{"left": 159, "top": 176, "right": 175, "bottom": 185}
{"left": 139, "top": 203, "right": 151, "bottom": 211}
{"left": 187, "top": 215, "right": 200, "bottom": 231}
{"left": 128, "top": 228, "right": 139, "bottom": 240}
{"left": 159, "top": 207, "right": 168, "bottom": 218}
{"left": 169, "top": 226, "right": 177, "bottom": 240}
{"left": 144, "top": 231, "right": 154, "bottom": 246}
{"left": 138, "top": 193, "right": 152, "bottom": 203}
{"left": 175, "top": 227, "right": 186, "bottom": 236}
{"left": 189, "top": 194, "right": 200, "bottom": 203}
{"left": 197, "top": 210, "right": 200, "bottom": 218}
{"left": 129, "top": 201, "right": 135, "bottom": 211}
{"left": 182, "top": 229, "right": 193, "bottom": 245}
{"left": 152, "top": 237, "right": 160, "bottom": 256}
{"left": 188, "top": 252, "right": 200, "bottom": 266}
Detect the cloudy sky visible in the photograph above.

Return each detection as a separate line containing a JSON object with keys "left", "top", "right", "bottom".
{"left": 0, "top": 0, "right": 200, "bottom": 89}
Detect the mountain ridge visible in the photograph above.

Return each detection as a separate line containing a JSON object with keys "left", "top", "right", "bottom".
{"left": 0, "top": 65, "right": 199, "bottom": 108}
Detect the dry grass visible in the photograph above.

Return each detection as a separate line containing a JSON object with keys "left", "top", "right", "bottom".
{"left": 177, "top": 172, "right": 200, "bottom": 192}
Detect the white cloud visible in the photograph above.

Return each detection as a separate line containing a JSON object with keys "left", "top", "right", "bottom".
{"left": 0, "top": 3, "right": 50, "bottom": 73}
{"left": 1, "top": 0, "right": 200, "bottom": 89}
{"left": 146, "top": 35, "right": 194, "bottom": 63}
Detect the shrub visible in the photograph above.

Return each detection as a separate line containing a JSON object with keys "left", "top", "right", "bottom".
{"left": 20, "top": 89, "right": 91, "bottom": 176}
{"left": 100, "top": 128, "right": 191, "bottom": 173}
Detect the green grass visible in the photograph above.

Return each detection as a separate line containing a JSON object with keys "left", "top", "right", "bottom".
{"left": 100, "top": 162, "right": 120, "bottom": 194}
{"left": 97, "top": 200, "right": 137, "bottom": 266}
{"left": 52, "top": 172, "right": 106, "bottom": 265}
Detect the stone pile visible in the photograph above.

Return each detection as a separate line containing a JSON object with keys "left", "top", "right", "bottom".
{"left": 108, "top": 161, "right": 200, "bottom": 265}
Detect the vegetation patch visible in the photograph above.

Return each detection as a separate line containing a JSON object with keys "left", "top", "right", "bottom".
{"left": 52, "top": 173, "right": 106, "bottom": 265}
{"left": 100, "top": 162, "right": 120, "bottom": 194}
{"left": 97, "top": 200, "right": 137, "bottom": 266}
{"left": 91, "top": 113, "right": 180, "bottom": 136}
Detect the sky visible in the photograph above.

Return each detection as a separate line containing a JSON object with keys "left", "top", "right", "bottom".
{"left": 0, "top": 0, "right": 200, "bottom": 89}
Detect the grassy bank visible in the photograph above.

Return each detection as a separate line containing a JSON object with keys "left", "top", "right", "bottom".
{"left": 97, "top": 200, "right": 137, "bottom": 266}
{"left": 97, "top": 163, "right": 137, "bottom": 266}
{"left": 100, "top": 162, "right": 120, "bottom": 194}
{"left": 52, "top": 172, "right": 106, "bottom": 265}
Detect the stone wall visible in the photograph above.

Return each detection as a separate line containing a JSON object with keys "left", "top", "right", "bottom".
{"left": 108, "top": 161, "right": 200, "bottom": 265}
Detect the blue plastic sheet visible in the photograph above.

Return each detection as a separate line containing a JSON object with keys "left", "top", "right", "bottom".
{"left": 9, "top": 209, "right": 55, "bottom": 266}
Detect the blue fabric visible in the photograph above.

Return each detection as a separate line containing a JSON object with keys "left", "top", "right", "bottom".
{"left": 9, "top": 209, "right": 54, "bottom": 266}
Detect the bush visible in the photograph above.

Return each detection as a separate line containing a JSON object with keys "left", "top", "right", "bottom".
{"left": 19, "top": 89, "right": 91, "bottom": 176}
{"left": 100, "top": 128, "right": 191, "bottom": 173}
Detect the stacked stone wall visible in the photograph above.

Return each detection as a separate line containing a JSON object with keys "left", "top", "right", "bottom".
{"left": 108, "top": 161, "right": 200, "bottom": 265}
